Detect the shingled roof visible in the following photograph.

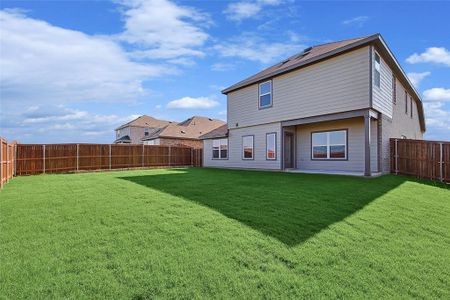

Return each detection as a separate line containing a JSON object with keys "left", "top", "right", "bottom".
{"left": 221, "top": 33, "right": 425, "bottom": 132}
{"left": 115, "top": 115, "right": 173, "bottom": 131}
{"left": 222, "top": 35, "right": 369, "bottom": 94}
{"left": 199, "top": 124, "right": 228, "bottom": 140}
{"left": 142, "top": 116, "right": 225, "bottom": 141}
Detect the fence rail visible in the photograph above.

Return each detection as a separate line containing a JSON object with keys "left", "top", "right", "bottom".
{"left": 15, "top": 143, "right": 202, "bottom": 176}
{"left": 390, "top": 138, "right": 450, "bottom": 183}
{"left": 1, "top": 138, "right": 17, "bottom": 189}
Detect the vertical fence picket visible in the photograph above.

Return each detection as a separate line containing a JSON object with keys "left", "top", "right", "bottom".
{"left": 142, "top": 144, "right": 145, "bottom": 168}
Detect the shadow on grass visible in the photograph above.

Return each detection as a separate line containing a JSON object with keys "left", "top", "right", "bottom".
{"left": 119, "top": 168, "right": 408, "bottom": 246}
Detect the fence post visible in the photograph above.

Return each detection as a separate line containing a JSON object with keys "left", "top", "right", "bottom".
{"left": 43, "top": 144, "right": 46, "bottom": 174}
{"left": 76, "top": 144, "right": 79, "bottom": 171}
{"left": 191, "top": 148, "right": 193, "bottom": 167}
{"left": 5, "top": 143, "right": 9, "bottom": 183}
{"left": 5, "top": 143, "right": 8, "bottom": 183}
{"left": 109, "top": 144, "right": 112, "bottom": 170}
{"left": 395, "top": 139, "right": 398, "bottom": 175}
{"left": 439, "top": 143, "right": 443, "bottom": 182}
{"left": 14, "top": 142, "right": 17, "bottom": 177}
{"left": 142, "top": 144, "right": 145, "bottom": 168}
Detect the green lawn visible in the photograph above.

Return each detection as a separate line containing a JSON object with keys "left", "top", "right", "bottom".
{"left": 1, "top": 168, "right": 449, "bottom": 299}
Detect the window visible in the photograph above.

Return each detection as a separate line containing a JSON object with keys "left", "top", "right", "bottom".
{"left": 266, "top": 133, "right": 276, "bottom": 160}
{"left": 259, "top": 81, "right": 272, "bottom": 108}
{"left": 410, "top": 97, "right": 413, "bottom": 118}
{"left": 312, "top": 130, "right": 347, "bottom": 160}
{"left": 212, "top": 139, "right": 228, "bottom": 159}
{"left": 144, "top": 127, "right": 149, "bottom": 136}
{"left": 392, "top": 75, "right": 396, "bottom": 104}
{"left": 374, "top": 53, "right": 381, "bottom": 88}
{"left": 242, "top": 136, "right": 254, "bottom": 159}
{"left": 405, "top": 91, "right": 408, "bottom": 114}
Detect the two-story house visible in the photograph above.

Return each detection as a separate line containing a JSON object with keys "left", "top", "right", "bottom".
{"left": 115, "top": 115, "right": 225, "bottom": 148}
{"left": 141, "top": 116, "right": 225, "bottom": 149}
{"left": 202, "top": 34, "right": 426, "bottom": 176}
{"left": 114, "top": 115, "right": 173, "bottom": 144}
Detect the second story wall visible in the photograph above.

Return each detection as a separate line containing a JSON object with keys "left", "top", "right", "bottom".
{"left": 372, "top": 48, "right": 394, "bottom": 117}
{"left": 227, "top": 46, "right": 370, "bottom": 128}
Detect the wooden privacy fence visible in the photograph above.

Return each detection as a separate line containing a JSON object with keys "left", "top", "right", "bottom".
{"left": 1, "top": 138, "right": 17, "bottom": 189}
{"left": 16, "top": 143, "right": 202, "bottom": 176}
{"left": 390, "top": 138, "right": 450, "bottom": 183}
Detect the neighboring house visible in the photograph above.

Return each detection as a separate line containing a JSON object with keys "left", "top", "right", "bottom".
{"left": 114, "top": 115, "right": 173, "bottom": 144}
{"left": 202, "top": 34, "right": 425, "bottom": 176}
{"left": 142, "top": 116, "right": 225, "bottom": 149}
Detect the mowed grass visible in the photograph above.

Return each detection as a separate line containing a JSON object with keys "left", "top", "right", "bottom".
{"left": 0, "top": 168, "right": 449, "bottom": 299}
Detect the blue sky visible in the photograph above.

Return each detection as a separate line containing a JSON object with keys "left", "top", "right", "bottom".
{"left": 1, "top": 0, "right": 449, "bottom": 143}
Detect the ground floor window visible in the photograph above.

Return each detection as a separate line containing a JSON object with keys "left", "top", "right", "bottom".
{"left": 266, "top": 133, "right": 276, "bottom": 160}
{"left": 212, "top": 139, "right": 228, "bottom": 159}
{"left": 242, "top": 135, "right": 254, "bottom": 159}
{"left": 311, "top": 130, "right": 347, "bottom": 160}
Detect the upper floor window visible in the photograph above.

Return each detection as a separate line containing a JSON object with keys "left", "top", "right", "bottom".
{"left": 242, "top": 135, "right": 254, "bottom": 159}
{"left": 405, "top": 91, "right": 408, "bottom": 114}
{"left": 392, "top": 75, "right": 396, "bottom": 104}
{"left": 374, "top": 53, "right": 381, "bottom": 88}
{"left": 212, "top": 139, "right": 228, "bottom": 159}
{"left": 144, "top": 127, "right": 149, "bottom": 136}
{"left": 259, "top": 81, "right": 272, "bottom": 108}
{"left": 266, "top": 133, "right": 276, "bottom": 160}
{"left": 312, "top": 130, "right": 347, "bottom": 160}
{"left": 410, "top": 97, "right": 413, "bottom": 118}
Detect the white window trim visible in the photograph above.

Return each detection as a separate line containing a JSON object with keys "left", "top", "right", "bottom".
{"left": 266, "top": 132, "right": 277, "bottom": 160}
{"left": 242, "top": 135, "right": 254, "bottom": 160}
{"left": 258, "top": 80, "right": 272, "bottom": 109}
{"left": 311, "top": 130, "right": 347, "bottom": 160}
{"left": 212, "top": 138, "right": 228, "bottom": 160}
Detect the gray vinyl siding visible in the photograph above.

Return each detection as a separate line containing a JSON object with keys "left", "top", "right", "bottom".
{"left": 203, "top": 122, "right": 282, "bottom": 170}
{"left": 296, "top": 118, "right": 378, "bottom": 173}
{"left": 372, "top": 48, "right": 394, "bottom": 118}
{"left": 227, "top": 47, "right": 371, "bottom": 128}
{"left": 379, "top": 78, "right": 424, "bottom": 173}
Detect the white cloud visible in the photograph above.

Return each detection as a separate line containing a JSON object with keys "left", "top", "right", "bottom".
{"left": 1, "top": 104, "right": 140, "bottom": 143}
{"left": 0, "top": 10, "right": 174, "bottom": 108}
{"left": 224, "top": 0, "right": 282, "bottom": 21}
{"left": 214, "top": 33, "right": 305, "bottom": 64}
{"left": 406, "top": 47, "right": 450, "bottom": 66}
{"left": 211, "top": 63, "right": 236, "bottom": 71}
{"left": 423, "top": 88, "right": 450, "bottom": 102}
{"left": 167, "top": 57, "right": 196, "bottom": 67}
{"left": 407, "top": 71, "right": 431, "bottom": 87}
{"left": 218, "top": 110, "right": 227, "bottom": 116}
{"left": 166, "top": 97, "right": 219, "bottom": 109}
{"left": 119, "top": 0, "right": 209, "bottom": 59}
{"left": 342, "top": 16, "right": 369, "bottom": 27}
{"left": 423, "top": 102, "right": 450, "bottom": 140}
